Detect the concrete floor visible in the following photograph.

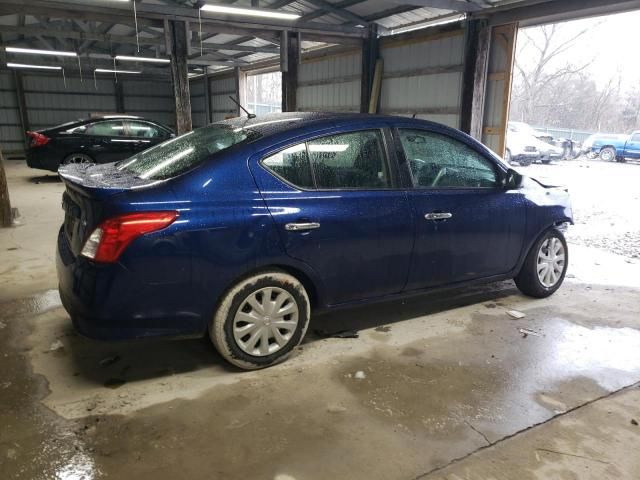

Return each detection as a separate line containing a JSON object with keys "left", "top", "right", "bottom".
{"left": 1, "top": 160, "right": 640, "bottom": 480}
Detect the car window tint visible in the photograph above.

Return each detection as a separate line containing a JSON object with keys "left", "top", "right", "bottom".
{"left": 85, "top": 120, "right": 125, "bottom": 137}
{"left": 399, "top": 129, "right": 498, "bottom": 188}
{"left": 126, "top": 120, "right": 164, "bottom": 138}
{"left": 262, "top": 143, "right": 314, "bottom": 189}
{"left": 631, "top": 133, "right": 640, "bottom": 142}
{"left": 307, "top": 130, "right": 390, "bottom": 189}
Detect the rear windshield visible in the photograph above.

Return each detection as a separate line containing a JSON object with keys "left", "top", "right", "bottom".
{"left": 116, "top": 124, "right": 260, "bottom": 180}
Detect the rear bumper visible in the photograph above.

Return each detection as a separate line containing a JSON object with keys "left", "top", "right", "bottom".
{"left": 56, "top": 227, "right": 204, "bottom": 340}
{"left": 26, "top": 148, "right": 60, "bottom": 172}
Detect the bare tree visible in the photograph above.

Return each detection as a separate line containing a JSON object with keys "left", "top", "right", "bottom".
{"left": 511, "top": 23, "right": 594, "bottom": 123}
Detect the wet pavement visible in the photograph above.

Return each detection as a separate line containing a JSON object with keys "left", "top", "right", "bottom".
{"left": 1, "top": 160, "right": 640, "bottom": 479}
{"left": 2, "top": 278, "right": 640, "bottom": 479}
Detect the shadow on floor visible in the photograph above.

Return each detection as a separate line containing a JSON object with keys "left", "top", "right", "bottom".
{"left": 53, "top": 281, "right": 518, "bottom": 386}
{"left": 29, "top": 175, "right": 61, "bottom": 184}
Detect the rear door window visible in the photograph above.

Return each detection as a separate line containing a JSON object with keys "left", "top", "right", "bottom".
{"left": 262, "top": 143, "right": 314, "bottom": 189}
{"left": 308, "top": 130, "right": 390, "bottom": 189}
{"left": 261, "top": 129, "right": 391, "bottom": 190}
{"left": 125, "top": 120, "right": 166, "bottom": 139}
{"left": 85, "top": 120, "right": 126, "bottom": 137}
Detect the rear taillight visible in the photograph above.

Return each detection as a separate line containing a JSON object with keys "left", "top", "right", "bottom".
{"left": 27, "top": 131, "right": 50, "bottom": 147}
{"left": 81, "top": 211, "right": 178, "bottom": 263}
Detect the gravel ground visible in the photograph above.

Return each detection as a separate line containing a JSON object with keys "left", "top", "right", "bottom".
{"left": 522, "top": 157, "right": 640, "bottom": 259}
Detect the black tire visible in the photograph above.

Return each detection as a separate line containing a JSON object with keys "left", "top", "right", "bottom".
{"left": 518, "top": 156, "right": 533, "bottom": 167}
{"left": 515, "top": 228, "right": 568, "bottom": 298}
{"left": 62, "top": 152, "right": 93, "bottom": 165}
{"left": 541, "top": 159, "right": 551, "bottom": 164}
{"left": 599, "top": 147, "right": 616, "bottom": 162}
{"left": 209, "top": 271, "right": 310, "bottom": 370}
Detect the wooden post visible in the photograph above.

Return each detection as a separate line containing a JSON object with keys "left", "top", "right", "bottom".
{"left": 203, "top": 73, "right": 211, "bottom": 124}
{"left": 480, "top": 23, "right": 517, "bottom": 156}
{"left": 114, "top": 80, "right": 125, "bottom": 113}
{"left": 0, "top": 148, "right": 12, "bottom": 228}
{"left": 361, "top": 24, "right": 379, "bottom": 114}
{"left": 235, "top": 67, "right": 243, "bottom": 117}
{"left": 281, "top": 31, "right": 299, "bottom": 112}
{"left": 14, "top": 71, "right": 30, "bottom": 150}
{"left": 168, "top": 20, "right": 192, "bottom": 134}
{"left": 460, "top": 19, "right": 490, "bottom": 139}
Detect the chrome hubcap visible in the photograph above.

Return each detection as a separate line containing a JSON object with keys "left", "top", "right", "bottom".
{"left": 233, "top": 287, "right": 299, "bottom": 357}
{"left": 537, "top": 237, "right": 565, "bottom": 288}
{"left": 600, "top": 150, "right": 613, "bottom": 161}
{"left": 66, "top": 154, "right": 90, "bottom": 164}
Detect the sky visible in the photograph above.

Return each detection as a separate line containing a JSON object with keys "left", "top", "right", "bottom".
{"left": 517, "top": 9, "right": 640, "bottom": 92}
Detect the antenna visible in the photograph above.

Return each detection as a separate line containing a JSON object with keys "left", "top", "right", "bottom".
{"left": 228, "top": 96, "right": 256, "bottom": 119}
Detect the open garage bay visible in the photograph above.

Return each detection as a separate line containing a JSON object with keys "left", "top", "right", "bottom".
{"left": 1, "top": 159, "right": 639, "bottom": 479}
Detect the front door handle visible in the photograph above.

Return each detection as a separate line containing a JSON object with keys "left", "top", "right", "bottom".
{"left": 285, "top": 222, "right": 321, "bottom": 232}
{"left": 425, "top": 212, "right": 452, "bottom": 221}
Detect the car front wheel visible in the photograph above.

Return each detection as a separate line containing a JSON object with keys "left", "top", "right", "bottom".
{"left": 210, "top": 271, "right": 310, "bottom": 369}
{"left": 515, "top": 228, "right": 568, "bottom": 298}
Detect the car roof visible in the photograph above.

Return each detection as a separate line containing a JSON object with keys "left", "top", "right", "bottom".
{"left": 41, "top": 115, "right": 169, "bottom": 133}
{"left": 215, "top": 111, "right": 449, "bottom": 138}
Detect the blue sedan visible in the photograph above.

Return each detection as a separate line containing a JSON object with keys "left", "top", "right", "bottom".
{"left": 56, "top": 112, "right": 573, "bottom": 369}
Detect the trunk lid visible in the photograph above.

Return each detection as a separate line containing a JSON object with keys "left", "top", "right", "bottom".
{"left": 59, "top": 162, "right": 165, "bottom": 256}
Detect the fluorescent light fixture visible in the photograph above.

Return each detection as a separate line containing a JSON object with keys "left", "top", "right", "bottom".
{"left": 7, "top": 63, "right": 62, "bottom": 70}
{"left": 95, "top": 68, "right": 141, "bottom": 74}
{"left": 115, "top": 55, "right": 170, "bottom": 64}
{"left": 5, "top": 47, "right": 77, "bottom": 57}
{"left": 200, "top": 4, "right": 300, "bottom": 20}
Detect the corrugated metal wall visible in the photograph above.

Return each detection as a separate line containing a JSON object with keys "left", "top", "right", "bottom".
{"left": 0, "top": 72, "right": 23, "bottom": 155}
{"left": 121, "top": 79, "right": 175, "bottom": 129}
{"left": 379, "top": 30, "right": 465, "bottom": 128}
{"left": 210, "top": 73, "right": 238, "bottom": 122}
{"left": 190, "top": 77, "right": 207, "bottom": 128}
{"left": 297, "top": 49, "right": 361, "bottom": 112}
{"left": 23, "top": 75, "right": 116, "bottom": 131}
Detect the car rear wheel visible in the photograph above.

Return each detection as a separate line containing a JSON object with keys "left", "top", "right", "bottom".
{"left": 209, "top": 271, "right": 310, "bottom": 370}
{"left": 504, "top": 149, "right": 512, "bottom": 163}
{"left": 62, "top": 153, "right": 93, "bottom": 165}
{"left": 599, "top": 147, "right": 616, "bottom": 162}
{"left": 515, "top": 228, "right": 568, "bottom": 298}
{"left": 518, "top": 156, "right": 533, "bottom": 167}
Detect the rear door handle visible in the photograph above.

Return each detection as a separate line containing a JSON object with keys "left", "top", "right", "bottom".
{"left": 285, "top": 222, "right": 321, "bottom": 231}
{"left": 425, "top": 212, "right": 452, "bottom": 221}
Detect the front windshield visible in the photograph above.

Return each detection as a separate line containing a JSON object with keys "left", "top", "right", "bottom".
{"left": 117, "top": 124, "right": 260, "bottom": 180}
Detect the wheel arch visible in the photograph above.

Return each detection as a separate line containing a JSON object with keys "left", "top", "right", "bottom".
{"left": 516, "top": 220, "right": 570, "bottom": 277}
{"left": 599, "top": 145, "right": 617, "bottom": 153}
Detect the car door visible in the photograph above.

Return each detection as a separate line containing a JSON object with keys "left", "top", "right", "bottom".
{"left": 124, "top": 120, "right": 170, "bottom": 154}
{"left": 252, "top": 127, "right": 414, "bottom": 306}
{"left": 395, "top": 127, "right": 526, "bottom": 290}
{"left": 624, "top": 133, "right": 640, "bottom": 159}
{"left": 84, "top": 120, "right": 132, "bottom": 163}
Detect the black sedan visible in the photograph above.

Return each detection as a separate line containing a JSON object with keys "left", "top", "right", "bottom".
{"left": 25, "top": 115, "right": 174, "bottom": 172}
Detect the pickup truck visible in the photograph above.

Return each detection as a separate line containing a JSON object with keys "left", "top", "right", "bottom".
{"left": 582, "top": 131, "right": 640, "bottom": 162}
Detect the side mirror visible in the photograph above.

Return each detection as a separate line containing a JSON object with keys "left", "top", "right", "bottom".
{"left": 503, "top": 168, "right": 523, "bottom": 190}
